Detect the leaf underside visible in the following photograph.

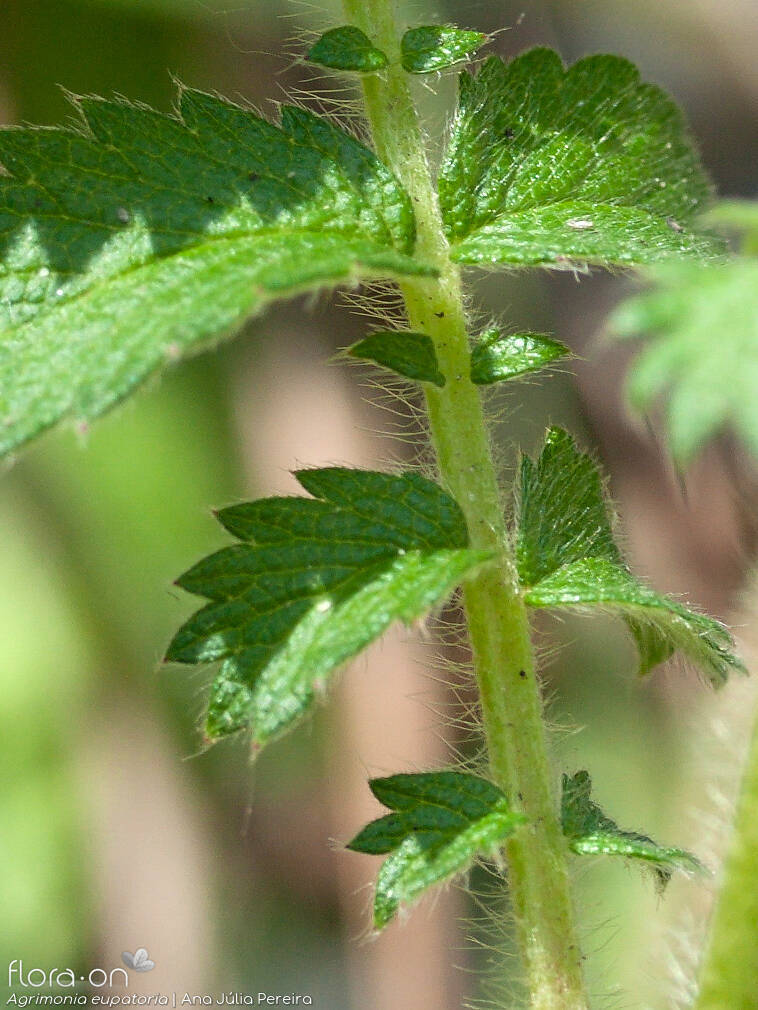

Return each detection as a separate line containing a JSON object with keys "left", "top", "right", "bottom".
{"left": 561, "top": 771, "right": 704, "bottom": 890}
{"left": 167, "top": 469, "right": 489, "bottom": 747}
{"left": 0, "top": 87, "right": 432, "bottom": 456}
{"left": 348, "top": 771, "right": 525, "bottom": 927}
{"left": 439, "top": 49, "right": 721, "bottom": 269}
{"left": 516, "top": 428, "right": 742, "bottom": 684}
{"left": 348, "top": 330, "right": 445, "bottom": 386}
{"left": 470, "top": 329, "right": 570, "bottom": 385}
{"left": 306, "top": 26, "right": 388, "bottom": 73}
{"left": 401, "top": 25, "right": 488, "bottom": 74}
{"left": 611, "top": 259, "right": 758, "bottom": 465}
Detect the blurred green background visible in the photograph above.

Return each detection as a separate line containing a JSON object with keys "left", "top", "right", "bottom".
{"left": 1, "top": 1, "right": 756, "bottom": 1008}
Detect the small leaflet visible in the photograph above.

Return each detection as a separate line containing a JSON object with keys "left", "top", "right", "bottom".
{"left": 167, "top": 469, "right": 489, "bottom": 747}
{"left": 515, "top": 428, "right": 743, "bottom": 684}
{"left": 470, "top": 329, "right": 570, "bottom": 385}
{"left": 561, "top": 771, "right": 704, "bottom": 891}
{"left": 306, "top": 26, "right": 388, "bottom": 73}
{"left": 401, "top": 25, "right": 488, "bottom": 74}
{"left": 348, "top": 771, "right": 525, "bottom": 927}
{"left": 348, "top": 330, "right": 445, "bottom": 386}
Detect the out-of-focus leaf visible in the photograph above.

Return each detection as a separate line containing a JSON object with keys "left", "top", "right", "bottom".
{"left": 562, "top": 771, "right": 704, "bottom": 891}
{"left": 168, "top": 469, "right": 489, "bottom": 746}
{"left": 0, "top": 88, "right": 432, "bottom": 456}
{"left": 348, "top": 771, "right": 525, "bottom": 927}
{"left": 71, "top": 0, "right": 262, "bottom": 16}
{"left": 439, "top": 49, "right": 721, "bottom": 269}
{"left": 705, "top": 199, "right": 758, "bottom": 253}
{"left": 401, "top": 25, "right": 488, "bottom": 74}
{"left": 611, "top": 259, "right": 758, "bottom": 464}
{"left": 348, "top": 330, "right": 444, "bottom": 386}
{"left": 470, "top": 329, "right": 570, "bottom": 386}
{"left": 306, "top": 26, "right": 388, "bottom": 73}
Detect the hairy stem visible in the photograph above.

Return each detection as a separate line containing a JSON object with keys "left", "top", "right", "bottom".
{"left": 695, "top": 702, "right": 758, "bottom": 1010}
{"left": 340, "top": 3, "right": 588, "bottom": 1007}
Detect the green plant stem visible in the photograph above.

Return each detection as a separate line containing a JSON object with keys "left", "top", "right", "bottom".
{"left": 695, "top": 701, "right": 758, "bottom": 1010}
{"left": 340, "top": 3, "right": 588, "bottom": 1007}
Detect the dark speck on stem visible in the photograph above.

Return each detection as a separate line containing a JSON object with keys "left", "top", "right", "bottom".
{"left": 248, "top": 171, "right": 260, "bottom": 182}
{"left": 434, "top": 311, "right": 445, "bottom": 318}
{"left": 519, "top": 669, "right": 527, "bottom": 679}
{"left": 504, "top": 128, "right": 515, "bottom": 139}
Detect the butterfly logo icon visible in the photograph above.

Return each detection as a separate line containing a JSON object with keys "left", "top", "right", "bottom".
{"left": 121, "top": 949, "right": 155, "bottom": 973}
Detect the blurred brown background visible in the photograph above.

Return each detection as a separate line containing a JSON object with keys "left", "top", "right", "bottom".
{"left": 1, "top": 1, "right": 756, "bottom": 1008}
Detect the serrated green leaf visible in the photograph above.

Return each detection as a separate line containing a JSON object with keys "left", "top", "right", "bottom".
{"left": 348, "top": 771, "right": 525, "bottom": 928}
{"left": 611, "top": 259, "right": 758, "bottom": 465}
{"left": 347, "top": 330, "right": 445, "bottom": 386}
{"left": 167, "top": 469, "right": 489, "bottom": 746}
{"left": 0, "top": 88, "right": 434, "bottom": 457}
{"left": 401, "top": 25, "right": 488, "bottom": 74}
{"left": 515, "top": 427, "right": 621, "bottom": 587}
{"left": 561, "top": 771, "right": 704, "bottom": 891}
{"left": 525, "top": 557, "right": 742, "bottom": 687}
{"left": 516, "top": 428, "right": 743, "bottom": 683}
{"left": 470, "top": 329, "right": 570, "bottom": 386}
{"left": 306, "top": 26, "right": 388, "bottom": 73}
{"left": 439, "top": 49, "right": 721, "bottom": 269}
